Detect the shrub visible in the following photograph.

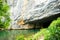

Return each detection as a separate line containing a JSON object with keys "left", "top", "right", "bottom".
{"left": 16, "top": 35, "right": 25, "bottom": 40}
{"left": 48, "top": 17, "right": 60, "bottom": 40}
{"left": 32, "top": 17, "right": 60, "bottom": 40}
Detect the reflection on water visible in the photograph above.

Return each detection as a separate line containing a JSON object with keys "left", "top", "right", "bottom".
{"left": 0, "top": 29, "right": 39, "bottom": 40}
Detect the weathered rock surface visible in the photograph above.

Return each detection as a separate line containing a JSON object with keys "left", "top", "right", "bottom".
{"left": 7, "top": 0, "right": 60, "bottom": 29}
{"left": 18, "top": 0, "right": 60, "bottom": 25}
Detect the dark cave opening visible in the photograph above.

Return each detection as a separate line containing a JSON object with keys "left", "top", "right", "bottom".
{"left": 26, "top": 13, "right": 60, "bottom": 29}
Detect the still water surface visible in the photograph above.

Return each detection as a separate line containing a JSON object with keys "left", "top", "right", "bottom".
{"left": 0, "top": 29, "right": 39, "bottom": 40}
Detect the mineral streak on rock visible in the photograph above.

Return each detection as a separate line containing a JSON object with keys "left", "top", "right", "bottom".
{"left": 17, "top": 18, "right": 25, "bottom": 25}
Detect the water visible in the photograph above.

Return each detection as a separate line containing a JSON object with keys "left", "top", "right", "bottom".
{"left": 0, "top": 29, "right": 39, "bottom": 40}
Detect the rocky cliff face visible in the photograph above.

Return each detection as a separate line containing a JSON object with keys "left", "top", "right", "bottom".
{"left": 18, "top": 0, "right": 60, "bottom": 24}
{"left": 7, "top": 0, "right": 60, "bottom": 29}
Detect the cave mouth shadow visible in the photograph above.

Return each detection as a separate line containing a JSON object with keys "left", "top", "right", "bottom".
{"left": 27, "top": 21, "right": 52, "bottom": 29}
{"left": 26, "top": 13, "right": 60, "bottom": 29}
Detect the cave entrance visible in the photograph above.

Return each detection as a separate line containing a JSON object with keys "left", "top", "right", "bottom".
{"left": 26, "top": 13, "right": 60, "bottom": 29}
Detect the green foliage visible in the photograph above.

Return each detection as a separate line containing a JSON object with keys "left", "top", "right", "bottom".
{"left": 0, "top": 0, "right": 11, "bottom": 28}
{"left": 32, "top": 29, "right": 51, "bottom": 40}
{"left": 16, "top": 35, "right": 33, "bottom": 40}
{"left": 16, "top": 35, "right": 25, "bottom": 40}
{"left": 32, "top": 17, "right": 60, "bottom": 40}
{"left": 48, "top": 17, "right": 60, "bottom": 40}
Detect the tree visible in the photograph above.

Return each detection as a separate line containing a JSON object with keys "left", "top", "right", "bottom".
{"left": 0, "top": 0, "right": 11, "bottom": 29}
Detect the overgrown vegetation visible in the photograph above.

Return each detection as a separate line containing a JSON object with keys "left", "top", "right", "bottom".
{"left": 16, "top": 35, "right": 25, "bottom": 40}
{"left": 16, "top": 17, "right": 60, "bottom": 40}
{"left": 16, "top": 35, "right": 33, "bottom": 40}
{"left": 0, "top": 0, "right": 11, "bottom": 29}
{"left": 32, "top": 17, "right": 60, "bottom": 40}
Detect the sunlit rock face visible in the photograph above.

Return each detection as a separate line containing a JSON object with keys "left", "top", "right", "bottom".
{"left": 7, "top": 0, "right": 24, "bottom": 29}
{"left": 7, "top": 0, "right": 60, "bottom": 29}
{"left": 18, "top": 0, "right": 60, "bottom": 24}
{"left": 7, "top": 0, "right": 36, "bottom": 29}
